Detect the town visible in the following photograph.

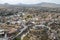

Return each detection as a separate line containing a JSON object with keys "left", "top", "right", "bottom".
{"left": 0, "top": 3, "right": 60, "bottom": 40}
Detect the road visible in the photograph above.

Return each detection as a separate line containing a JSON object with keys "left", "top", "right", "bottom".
{"left": 11, "top": 21, "right": 30, "bottom": 40}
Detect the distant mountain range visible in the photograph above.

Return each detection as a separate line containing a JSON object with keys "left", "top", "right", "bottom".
{"left": 0, "top": 2, "right": 60, "bottom": 8}
{"left": 36, "top": 2, "right": 60, "bottom": 8}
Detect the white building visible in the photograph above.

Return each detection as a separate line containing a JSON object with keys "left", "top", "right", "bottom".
{"left": 0, "top": 29, "right": 8, "bottom": 40}
{"left": 0, "top": 29, "right": 4, "bottom": 35}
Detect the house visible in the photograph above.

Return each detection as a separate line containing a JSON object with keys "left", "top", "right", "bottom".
{"left": 0, "top": 29, "right": 4, "bottom": 35}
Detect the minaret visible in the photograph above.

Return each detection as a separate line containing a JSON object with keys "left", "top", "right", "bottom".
{"left": 4, "top": 32, "right": 8, "bottom": 40}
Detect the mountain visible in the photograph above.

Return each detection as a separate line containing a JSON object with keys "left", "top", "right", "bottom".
{"left": 36, "top": 2, "right": 60, "bottom": 8}
{"left": 16, "top": 2, "right": 60, "bottom": 8}
{"left": 0, "top": 2, "right": 60, "bottom": 8}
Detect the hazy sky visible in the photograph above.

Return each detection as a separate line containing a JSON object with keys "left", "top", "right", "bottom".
{"left": 0, "top": 0, "right": 60, "bottom": 4}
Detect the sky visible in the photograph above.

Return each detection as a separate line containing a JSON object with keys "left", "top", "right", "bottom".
{"left": 0, "top": 0, "right": 60, "bottom": 4}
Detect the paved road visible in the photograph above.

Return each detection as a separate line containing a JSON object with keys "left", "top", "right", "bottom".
{"left": 11, "top": 20, "right": 29, "bottom": 40}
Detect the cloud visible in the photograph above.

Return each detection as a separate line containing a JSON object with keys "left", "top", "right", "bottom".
{"left": 0, "top": 0, "right": 60, "bottom": 4}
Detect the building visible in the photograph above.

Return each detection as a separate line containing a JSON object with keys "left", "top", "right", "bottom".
{"left": 0, "top": 29, "right": 8, "bottom": 40}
